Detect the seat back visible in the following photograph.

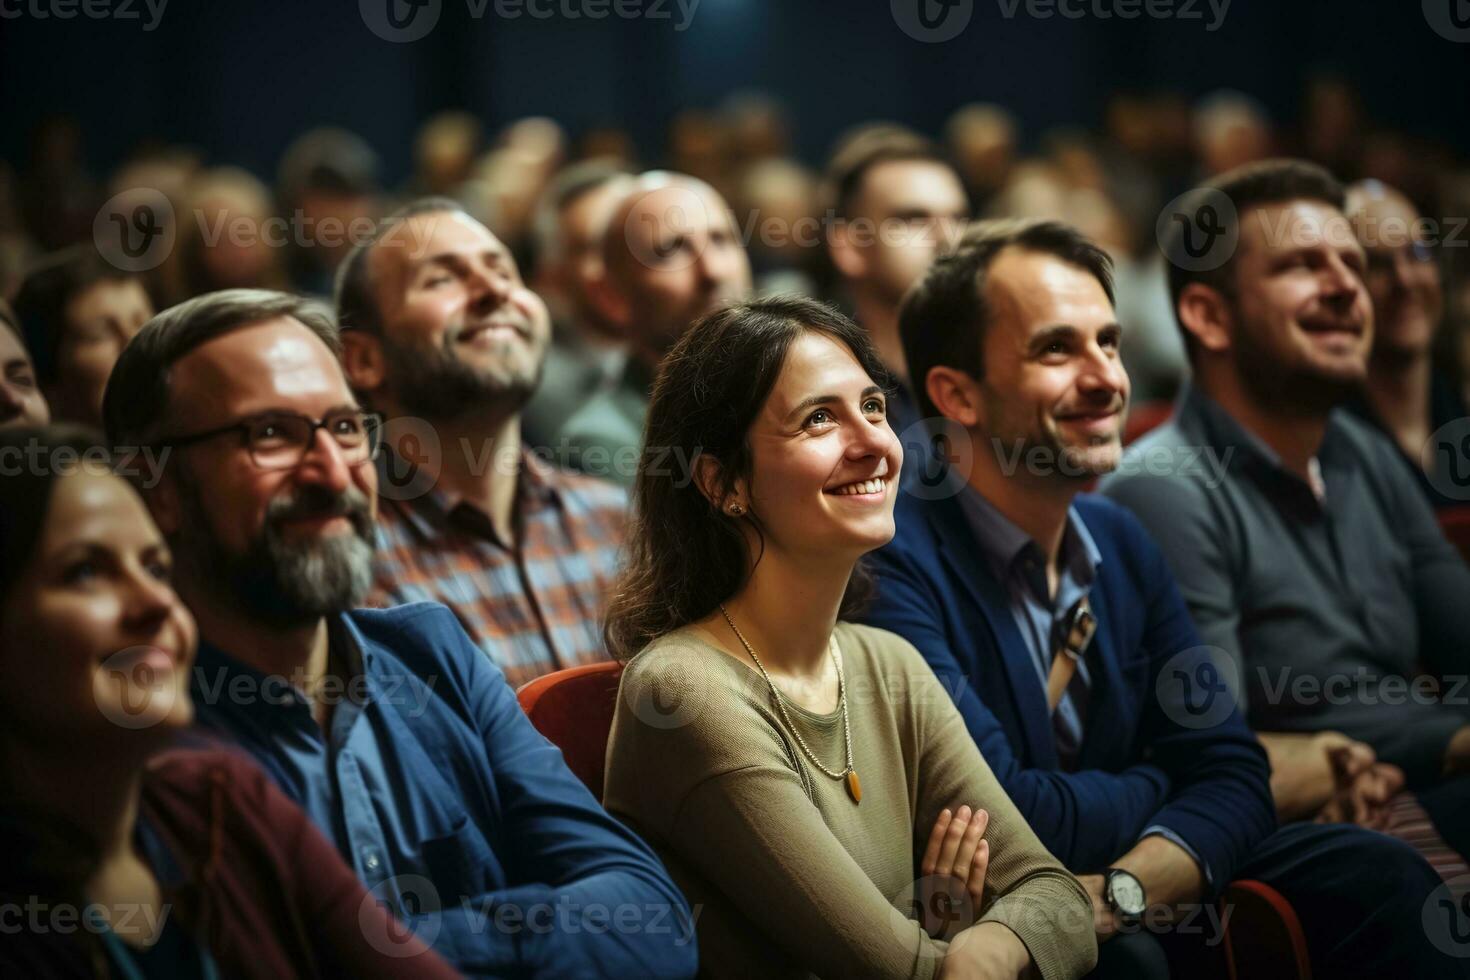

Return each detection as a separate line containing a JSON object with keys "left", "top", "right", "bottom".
{"left": 1219, "top": 879, "right": 1312, "bottom": 980}
{"left": 1440, "top": 506, "right": 1470, "bottom": 564}
{"left": 516, "top": 661, "right": 625, "bottom": 799}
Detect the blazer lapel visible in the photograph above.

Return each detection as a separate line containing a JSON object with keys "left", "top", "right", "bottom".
{"left": 929, "top": 498, "right": 1058, "bottom": 768}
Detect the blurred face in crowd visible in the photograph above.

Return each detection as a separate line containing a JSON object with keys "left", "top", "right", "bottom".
{"left": 1347, "top": 185, "right": 1442, "bottom": 361}
{"left": 538, "top": 178, "right": 632, "bottom": 339}
{"left": 966, "top": 248, "right": 1128, "bottom": 480}
{"left": 1, "top": 470, "right": 197, "bottom": 746}
{"left": 602, "top": 178, "right": 752, "bottom": 363}
{"left": 53, "top": 278, "right": 153, "bottom": 427}
{"left": 189, "top": 180, "right": 280, "bottom": 291}
{"left": 1221, "top": 199, "right": 1372, "bottom": 411}
{"left": 735, "top": 331, "right": 901, "bottom": 564}
{"left": 832, "top": 159, "right": 970, "bottom": 308}
{"left": 0, "top": 324, "right": 50, "bottom": 430}
{"left": 349, "top": 209, "right": 551, "bottom": 422}
{"left": 152, "top": 318, "right": 377, "bottom": 628}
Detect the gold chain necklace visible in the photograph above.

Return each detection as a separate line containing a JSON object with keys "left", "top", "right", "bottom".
{"left": 718, "top": 604, "right": 862, "bottom": 804}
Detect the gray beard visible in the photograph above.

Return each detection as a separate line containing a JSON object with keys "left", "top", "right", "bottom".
{"left": 175, "top": 478, "right": 376, "bottom": 630}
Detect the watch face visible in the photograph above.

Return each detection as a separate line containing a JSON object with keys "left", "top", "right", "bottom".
{"left": 1109, "top": 872, "right": 1147, "bottom": 916}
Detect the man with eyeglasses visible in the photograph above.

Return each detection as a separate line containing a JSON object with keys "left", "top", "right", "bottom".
{"left": 1341, "top": 179, "right": 1470, "bottom": 509}
{"left": 102, "top": 289, "right": 697, "bottom": 979}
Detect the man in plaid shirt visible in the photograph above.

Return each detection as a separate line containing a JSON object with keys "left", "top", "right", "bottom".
{"left": 335, "top": 197, "right": 627, "bottom": 688}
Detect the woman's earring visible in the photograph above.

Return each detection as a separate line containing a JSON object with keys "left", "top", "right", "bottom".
{"left": 727, "top": 502, "right": 745, "bottom": 516}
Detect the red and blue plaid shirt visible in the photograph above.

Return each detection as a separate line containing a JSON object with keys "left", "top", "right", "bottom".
{"left": 369, "top": 449, "right": 627, "bottom": 689}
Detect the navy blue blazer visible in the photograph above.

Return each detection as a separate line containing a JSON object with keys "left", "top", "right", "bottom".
{"left": 862, "top": 490, "right": 1275, "bottom": 894}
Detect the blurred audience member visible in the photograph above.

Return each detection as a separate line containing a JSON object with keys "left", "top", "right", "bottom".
{"left": 558, "top": 171, "right": 752, "bottom": 486}
{"left": 337, "top": 198, "right": 629, "bottom": 687}
{"left": 19, "top": 116, "right": 97, "bottom": 252}
{"left": 738, "top": 157, "right": 821, "bottom": 297}
{"left": 13, "top": 246, "right": 153, "bottom": 428}
{"left": 277, "top": 128, "right": 383, "bottom": 296}
{"left": 1193, "top": 91, "right": 1273, "bottom": 177}
{"left": 0, "top": 425, "right": 457, "bottom": 980}
{"left": 103, "top": 288, "right": 697, "bottom": 978}
{"left": 0, "top": 299, "right": 49, "bottom": 429}
{"left": 824, "top": 123, "right": 970, "bottom": 437}
{"left": 947, "top": 103, "right": 1017, "bottom": 211}
{"left": 1104, "top": 160, "right": 1470, "bottom": 867}
{"left": 1301, "top": 75, "right": 1364, "bottom": 180}
{"left": 409, "top": 110, "right": 483, "bottom": 198}
{"left": 1344, "top": 179, "right": 1469, "bottom": 508}
{"left": 522, "top": 160, "right": 634, "bottom": 447}
{"left": 170, "top": 167, "right": 290, "bottom": 304}
{"left": 604, "top": 297, "right": 1098, "bottom": 980}
{"left": 577, "top": 123, "right": 638, "bottom": 168}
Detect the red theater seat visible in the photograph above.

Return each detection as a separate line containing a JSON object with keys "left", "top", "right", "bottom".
{"left": 1440, "top": 507, "right": 1470, "bottom": 563}
{"left": 516, "top": 661, "right": 624, "bottom": 799}
{"left": 1124, "top": 400, "right": 1174, "bottom": 445}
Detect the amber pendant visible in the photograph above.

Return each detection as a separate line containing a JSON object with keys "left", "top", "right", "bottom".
{"left": 845, "top": 769, "right": 862, "bottom": 804}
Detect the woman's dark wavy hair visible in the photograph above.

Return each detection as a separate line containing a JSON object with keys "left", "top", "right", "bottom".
{"left": 604, "top": 295, "right": 894, "bottom": 661}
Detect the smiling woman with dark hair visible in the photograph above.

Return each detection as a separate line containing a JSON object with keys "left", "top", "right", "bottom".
{"left": 603, "top": 297, "right": 1096, "bottom": 980}
{"left": 0, "top": 424, "right": 457, "bottom": 979}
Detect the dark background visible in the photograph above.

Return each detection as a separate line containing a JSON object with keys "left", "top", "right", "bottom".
{"left": 3, "top": 0, "right": 1467, "bottom": 180}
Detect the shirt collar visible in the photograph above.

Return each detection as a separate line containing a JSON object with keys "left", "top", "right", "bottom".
{"left": 379, "top": 444, "right": 560, "bottom": 541}
{"left": 1178, "top": 381, "right": 1343, "bottom": 503}
{"left": 192, "top": 612, "right": 373, "bottom": 727}
{"left": 958, "top": 484, "right": 1103, "bottom": 594}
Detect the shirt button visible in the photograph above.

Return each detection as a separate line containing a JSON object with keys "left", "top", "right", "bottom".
{"left": 364, "top": 851, "right": 381, "bottom": 872}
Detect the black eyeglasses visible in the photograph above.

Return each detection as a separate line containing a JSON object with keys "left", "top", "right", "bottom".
{"left": 158, "top": 410, "right": 383, "bottom": 471}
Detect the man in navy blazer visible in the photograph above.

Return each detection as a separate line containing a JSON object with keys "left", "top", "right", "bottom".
{"left": 862, "top": 218, "right": 1463, "bottom": 978}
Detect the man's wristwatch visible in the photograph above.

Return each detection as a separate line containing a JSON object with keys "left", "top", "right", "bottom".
{"left": 1103, "top": 868, "right": 1147, "bottom": 925}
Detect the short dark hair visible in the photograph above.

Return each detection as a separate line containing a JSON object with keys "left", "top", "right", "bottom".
{"left": 13, "top": 247, "right": 140, "bottom": 385}
{"left": 103, "top": 289, "right": 339, "bottom": 447}
{"left": 530, "top": 159, "right": 631, "bottom": 268}
{"left": 823, "top": 123, "right": 956, "bottom": 221}
{"left": 0, "top": 298, "right": 23, "bottom": 348}
{"left": 334, "top": 196, "right": 469, "bottom": 336}
{"left": 1164, "top": 159, "right": 1345, "bottom": 361}
{"left": 901, "top": 218, "right": 1116, "bottom": 422}
{"left": 605, "top": 295, "right": 891, "bottom": 661}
